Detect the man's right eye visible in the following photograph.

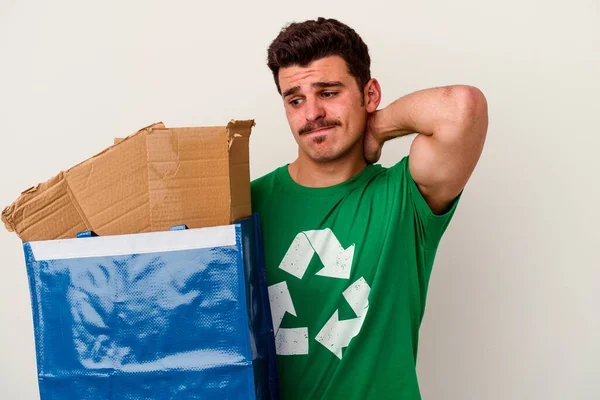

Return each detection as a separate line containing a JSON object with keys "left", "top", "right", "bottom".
{"left": 289, "top": 98, "right": 303, "bottom": 106}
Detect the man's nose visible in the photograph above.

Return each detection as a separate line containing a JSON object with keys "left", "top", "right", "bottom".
{"left": 304, "top": 96, "right": 325, "bottom": 122}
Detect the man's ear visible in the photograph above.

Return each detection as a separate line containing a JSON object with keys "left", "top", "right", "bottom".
{"left": 364, "top": 78, "right": 382, "bottom": 113}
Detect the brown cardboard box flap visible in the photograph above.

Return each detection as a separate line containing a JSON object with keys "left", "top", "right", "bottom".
{"left": 2, "top": 119, "right": 255, "bottom": 242}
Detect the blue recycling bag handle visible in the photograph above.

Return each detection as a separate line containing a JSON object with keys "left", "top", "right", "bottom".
{"left": 76, "top": 231, "right": 98, "bottom": 238}
{"left": 78, "top": 225, "right": 189, "bottom": 238}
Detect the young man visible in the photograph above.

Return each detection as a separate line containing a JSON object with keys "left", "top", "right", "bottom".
{"left": 251, "top": 18, "right": 488, "bottom": 399}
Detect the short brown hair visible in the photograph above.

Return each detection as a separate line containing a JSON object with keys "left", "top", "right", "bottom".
{"left": 267, "top": 18, "right": 371, "bottom": 95}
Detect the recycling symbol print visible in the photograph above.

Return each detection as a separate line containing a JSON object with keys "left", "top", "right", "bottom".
{"left": 267, "top": 228, "right": 371, "bottom": 360}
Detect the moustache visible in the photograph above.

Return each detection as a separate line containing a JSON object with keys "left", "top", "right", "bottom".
{"left": 298, "top": 119, "right": 341, "bottom": 135}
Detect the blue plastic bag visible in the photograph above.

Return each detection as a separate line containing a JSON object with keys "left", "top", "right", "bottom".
{"left": 23, "top": 214, "right": 279, "bottom": 400}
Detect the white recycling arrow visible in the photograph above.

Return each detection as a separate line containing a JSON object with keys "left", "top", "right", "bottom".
{"left": 342, "top": 276, "right": 371, "bottom": 317}
{"left": 267, "top": 281, "right": 308, "bottom": 355}
{"left": 279, "top": 228, "right": 355, "bottom": 280}
{"left": 274, "top": 327, "right": 308, "bottom": 356}
{"left": 277, "top": 234, "right": 315, "bottom": 280}
{"left": 268, "top": 281, "right": 296, "bottom": 333}
{"left": 315, "top": 277, "right": 371, "bottom": 359}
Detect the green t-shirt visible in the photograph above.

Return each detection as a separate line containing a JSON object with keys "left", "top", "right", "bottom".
{"left": 251, "top": 156, "right": 460, "bottom": 400}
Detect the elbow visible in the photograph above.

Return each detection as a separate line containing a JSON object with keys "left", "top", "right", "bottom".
{"left": 450, "top": 85, "right": 488, "bottom": 126}
{"left": 440, "top": 85, "right": 488, "bottom": 142}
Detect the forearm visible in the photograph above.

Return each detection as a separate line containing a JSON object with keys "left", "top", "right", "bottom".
{"left": 370, "top": 85, "right": 485, "bottom": 143}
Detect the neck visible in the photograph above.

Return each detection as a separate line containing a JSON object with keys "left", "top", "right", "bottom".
{"left": 288, "top": 145, "right": 367, "bottom": 188}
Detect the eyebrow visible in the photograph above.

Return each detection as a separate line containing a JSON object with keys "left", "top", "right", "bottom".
{"left": 282, "top": 81, "right": 345, "bottom": 98}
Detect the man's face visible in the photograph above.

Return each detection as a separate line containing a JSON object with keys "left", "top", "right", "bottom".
{"left": 278, "top": 56, "right": 368, "bottom": 163}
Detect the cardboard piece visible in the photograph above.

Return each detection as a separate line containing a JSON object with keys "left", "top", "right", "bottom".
{"left": 2, "top": 120, "right": 255, "bottom": 242}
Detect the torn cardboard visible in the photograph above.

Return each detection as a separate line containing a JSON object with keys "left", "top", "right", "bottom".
{"left": 2, "top": 120, "right": 255, "bottom": 242}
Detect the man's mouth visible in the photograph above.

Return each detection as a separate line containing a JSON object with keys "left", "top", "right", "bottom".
{"left": 301, "top": 126, "right": 336, "bottom": 135}
{"left": 298, "top": 119, "right": 341, "bottom": 135}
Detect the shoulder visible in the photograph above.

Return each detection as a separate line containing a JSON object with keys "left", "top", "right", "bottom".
{"left": 386, "top": 155, "right": 409, "bottom": 177}
{"left": 380, "top": 155, "right": 437, "bottom": 208}
{"left": 251, "top": 166, "right": 285, "bottom": 207}
{"left": 368, "top": 156, "right": 410, "bottom": 187}
{"left": 251, "top": 167, "right": 280, "bottom": 193}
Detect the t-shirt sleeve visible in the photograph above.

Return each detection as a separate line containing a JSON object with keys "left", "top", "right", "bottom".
{"left": 389, "top": 156, "right": 462, "bottom": 250}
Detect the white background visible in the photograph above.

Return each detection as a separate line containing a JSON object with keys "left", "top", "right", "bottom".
{"left": 1, "top": 1, "right": 599, "bottom": 399}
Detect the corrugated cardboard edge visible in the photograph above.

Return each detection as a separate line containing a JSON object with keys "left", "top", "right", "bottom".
{"left": 226, "top": 119, "right": 255, "bottom": 223}
{"left": 226, "top": 119, "right": 255, "bottom": 148}
{"left": 1, "top": 122, "right": 165, "bottom": 238}
{"left": 226, "top": 119, "right": 255, "bottom": 147}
